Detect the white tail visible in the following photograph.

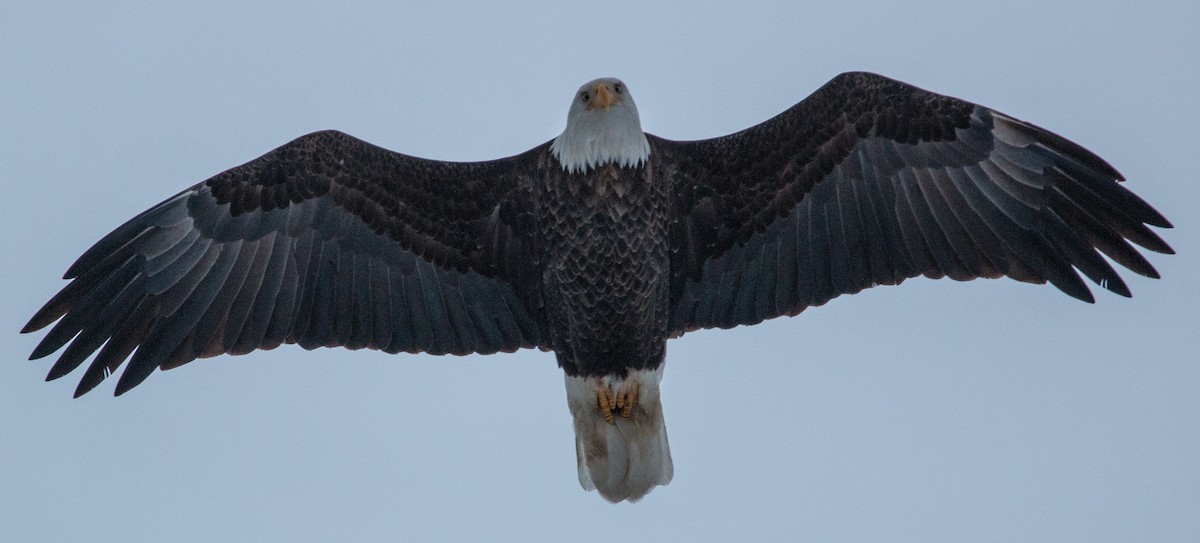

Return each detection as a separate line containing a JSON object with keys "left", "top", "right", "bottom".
{"left": 564, "top": 367, "right": 673, "bottom": 503}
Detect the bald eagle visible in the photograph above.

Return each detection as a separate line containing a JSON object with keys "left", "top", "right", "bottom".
{"left": 23, "top": 72, "right": 1172, "bottom": 502}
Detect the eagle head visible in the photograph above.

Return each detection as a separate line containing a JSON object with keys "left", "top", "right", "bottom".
{"left": 551, "top": 78, "right": 650, "bottom": 174}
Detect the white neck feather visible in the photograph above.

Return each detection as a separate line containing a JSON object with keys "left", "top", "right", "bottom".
{"left": 551, "top": 103, "right": 650, "bottom": 174}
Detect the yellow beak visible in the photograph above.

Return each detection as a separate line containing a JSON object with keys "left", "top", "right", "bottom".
{"left": 587, "top": 81, "right": 616, "bottom": 111}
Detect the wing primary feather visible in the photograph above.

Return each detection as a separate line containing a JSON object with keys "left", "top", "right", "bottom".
{"left": 223, "top": 232, "right": 276, "bottom": 353}
{"left": 151, "top": 236, "right": 218, "bottom": 319}
{"left": 964, "top": 163, "right": 1097, "bottom": 298}
{"left": 30, "top": 255, "right": 142, "bottom": 360}
{"left": 23, "top": 277, "right": 92, "bottom": 334}
{"left": 163, "top": 329, "right": 200, "bottom": 370}
{"left": 1050, "top": 155, "right": 1170, "bottom": 229}
{"left": 1042, "top": 207, "right": 1131, "bottom": 297}
{"left": 62, "top": 222, "right": 147, "bottom": 281}
{"left": 927, "top": 167, "right": 1005, "bottom": 278}
{"left": 115, "top": 240, "right": 242, "bottom": 394}
{"left": 45, "top": 271, "right": 147, "bottom": 381}
{"left": 1049, "top": 167, "right": 1173, "bottom": 254}
{"left": 27, "top": 230, "right": 153, "bottom": 334}
{"left": 74, "top": 299, "right": 157, "bottom": 397}
{"left": 949, "top": 167, "right": 1094, "bottom": 301}
{"left": 137, "top": 221, "right": 195, "bottom": 261}
{"left": 63, "top": 192, "right": 191, "bottom": 280}
{"left": 155, "top": 238, "right": 220, "bottom": 317}
{"left": 991, "top": 112, "right": 1126, "bottom": 181}
{"left": 977, "top": 156, "right": 1047, "bottom": 211}
{"left": 144, "top": 228, "right": 202, "bottom": 277}
{"left": 904, "top": 167, "right": 970, "bottom": 279}
{"left": 891, "top": 168, "right": 941, "bottom": 278}
{"left": 191, "top": 239, "right": 253, "bottom": 358}
{"left": 915, "top": 167, "right": 981, "bottom": 279}
{"left": 1052, "top": 190, "right": 1162, "bottom": 279}
{"left": 989, "top": 145, "right": 1049, "bottom": 188}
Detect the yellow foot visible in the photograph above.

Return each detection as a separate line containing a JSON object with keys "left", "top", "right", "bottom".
{"left": 596, "top": 381, "right": 640, "bottom": 424}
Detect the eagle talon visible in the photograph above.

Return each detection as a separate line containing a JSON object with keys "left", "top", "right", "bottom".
{"left": 596, "top": 382, "right": 640, "bottom": 424}
{"left": 597, "top": 389, "right": 615, "bottom": 424}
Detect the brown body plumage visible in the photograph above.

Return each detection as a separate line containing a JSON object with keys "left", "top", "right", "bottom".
{"left": 539, "top": 161, "right": 670, "bottom": 378}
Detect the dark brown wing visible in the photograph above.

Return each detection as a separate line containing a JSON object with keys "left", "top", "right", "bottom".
{"left": 24, "top": 130, "right": 546, "bottom": 396}
{"left": 658, "top": 71, "right": 1173, "bottom": 335}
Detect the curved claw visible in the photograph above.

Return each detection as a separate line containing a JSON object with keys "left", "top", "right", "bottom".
{"left": 597, "top": 382, "right": 639, "bottom": 424}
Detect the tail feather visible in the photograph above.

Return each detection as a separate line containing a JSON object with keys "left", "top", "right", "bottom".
{"left": 565, "top": 367, "right": 673, "bottom": 503}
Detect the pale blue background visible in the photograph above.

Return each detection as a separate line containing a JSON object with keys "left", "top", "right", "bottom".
{"left": 2, "top": 2, "right": 1197, "bottom": 541}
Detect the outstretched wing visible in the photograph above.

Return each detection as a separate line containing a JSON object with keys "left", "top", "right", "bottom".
{"left": 24, "top": 130, "right": 546, "bottom": 396}
{"left": 659, "top": 71, "right": 1173, "bottom": 335}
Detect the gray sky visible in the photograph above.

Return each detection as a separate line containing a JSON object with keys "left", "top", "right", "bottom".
{"left": 3, "top": 2, "right": 1197, "bottom": 541}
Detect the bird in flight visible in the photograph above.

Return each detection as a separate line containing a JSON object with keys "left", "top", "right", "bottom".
{"left": 24, "top": 72, "right": 1172, "bottom": 502}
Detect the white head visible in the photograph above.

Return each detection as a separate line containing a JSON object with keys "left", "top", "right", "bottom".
{"left": 550, "top": 77, "right": 651, "bottom": 174}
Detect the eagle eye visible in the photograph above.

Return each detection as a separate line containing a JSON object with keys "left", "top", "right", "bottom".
{"left": 581, "top": 92, "right": 590, "bottom": 102}
{"left": 614, "top": 83, "right": 623, "bottom": 94}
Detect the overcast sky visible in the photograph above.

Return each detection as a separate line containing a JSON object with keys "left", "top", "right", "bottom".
{"left": 2, "top": 2, "right": 1197, "bottom": 542}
